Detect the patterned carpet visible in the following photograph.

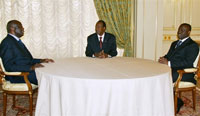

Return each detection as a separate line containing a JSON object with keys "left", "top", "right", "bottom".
{"left": 0, "top": 91, "right": 199, "bottom": 116}
{"left": 0, "top": 91, "right": 37, "bottom": 116}
{"left": 176, "top": 91, "right": 200, "bottom": 116}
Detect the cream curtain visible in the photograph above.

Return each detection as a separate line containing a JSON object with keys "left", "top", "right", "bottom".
{"left": 94, "top": 0, "right": 134, "bottom": 57}
{"left": 0, "top": 0, "right": 99, "bottom": 58}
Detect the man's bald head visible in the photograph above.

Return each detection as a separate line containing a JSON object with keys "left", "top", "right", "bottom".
{"left": 7, "top": 20, "right": 19, "bottom": 32}
{"left": 6, "top": 20, "right": 24, "bottom": 38}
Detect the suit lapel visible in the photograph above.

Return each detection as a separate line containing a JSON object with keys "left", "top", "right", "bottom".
{"left": 8, "top": 35, "right": 33, "bottom": 58}
{"left": 174, "top": 38, "right": 191, "bottom": 51}
{"left": 22, "top": 45, "right": 33, "bottom": 58}
{"left": 103, "top": 33, "right": 107, "bottom": 43}
{"left": 169, "top": 38, "right": 192, "bottom": 58}
{"left": 8, "top": 35, "right": 24, "bottom": 51}
{"left": 94, "top": 34, "right": 101, "bottom": 50}
{"left": 102, "top": 32, "right": 108, "bottom": 50}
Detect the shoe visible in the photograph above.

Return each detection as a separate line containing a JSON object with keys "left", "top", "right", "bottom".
{"left": 177, "top": 98, "right": 184, "bottom": 113}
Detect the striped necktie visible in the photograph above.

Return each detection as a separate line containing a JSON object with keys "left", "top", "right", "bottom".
{"left": 100, "top": 37, "right": 102, "bottom": 49}
{"left": 175, "top": 40, "right": 182, "bottom": 48}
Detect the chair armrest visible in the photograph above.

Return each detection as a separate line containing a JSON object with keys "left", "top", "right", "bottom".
{"left": 177, "top": 68, "right": 197, "bottom": 74}
{"left": 175, "top": 68, "right": 198, "bottom": 91}
{"left": 4, "top": 72, "right": 29, "bottom": 76}
{"left": 183, "top": 68, "right": 197, "bottom": 73}
{"left": 4, "top": 72, "right": 22, "bottom": 76}
{"left": 3, "top": 72, "right": 32, "bottom": 91}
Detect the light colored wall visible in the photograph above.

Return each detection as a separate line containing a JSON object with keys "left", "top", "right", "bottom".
{"left": 135, "top": 0, "right": 200, "bottom": 60}
{"left": 135, "top": 0, "right": 163, "bottom": 61}
{"left": 163, "top": 0, "right": 200, "bottom": 55}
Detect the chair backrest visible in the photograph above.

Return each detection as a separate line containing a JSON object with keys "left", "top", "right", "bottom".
{"left": 0, "top": 57, "right": 6, "bottom": 72}
{"left": 0, "top": 58, "right": 5, "bottom": 84}
{"left": 196, "top": 55, "right": 200, "bottom": 77}
{"left": 193, "top": 52, "right": 200, "bottom": 67}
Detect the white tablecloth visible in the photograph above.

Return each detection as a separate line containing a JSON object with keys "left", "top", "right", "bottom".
{"left": 35, "top": 57, "right": 174, "bottom": 116}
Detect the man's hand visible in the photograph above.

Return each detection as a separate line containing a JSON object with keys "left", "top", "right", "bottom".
{"left": 94, "top": 50, "right": 108, "bottom": 58}
{"left": 94, "top": 52, "right": 101, "bottom": 57}
{"left": 158, "top": 57, "right": 168, "bottom": 65}
{"left": 101, "top": 50, "right": 108, "bottom": 58}
{"left": 30, "top": 63, "right": 44, "bottom": 70}
{"left": 40, "top": 58, "right": 54, "bottom": 63}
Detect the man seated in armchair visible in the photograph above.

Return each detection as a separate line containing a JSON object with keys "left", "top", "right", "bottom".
{"left": 0, "top": 20, "right": 54, "bottom": 85}
{"left": 159, "top": 23, "right": 199, "bottom": 113}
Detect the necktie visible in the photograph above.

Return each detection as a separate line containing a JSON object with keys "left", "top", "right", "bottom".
{"left": 18, "top": 39, "right": 25, "bottom": 48}
{"left": 175, "top": 40, "right": 182, "bottom": 48}
{"left": 99, "top": 37, "right": 102, "bottom": 49}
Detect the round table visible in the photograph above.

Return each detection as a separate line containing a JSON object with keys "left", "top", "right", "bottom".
{"left": 35, "top": 57, "right": 174, "bottom": 116}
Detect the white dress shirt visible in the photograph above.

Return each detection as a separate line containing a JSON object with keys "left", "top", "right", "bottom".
{"left": 8, "top": 33, "right": 20, "bottom": 41}
{"left": 97, "top": 33, "right": 105, "bottom": 42}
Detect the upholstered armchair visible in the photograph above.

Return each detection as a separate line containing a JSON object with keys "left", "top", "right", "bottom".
{"left": 174, "top": 57, "right": 200, "bottom": 115}
{"left": 0, "top": 58, "right": 38, "bottom": 116}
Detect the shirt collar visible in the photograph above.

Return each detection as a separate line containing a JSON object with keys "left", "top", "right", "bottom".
{"left": 179, "top": 37, "right": 189, "bottom": 43}
{"left": 97, "top": 33, "right": 105, "bottom": 42}
{"left": 97, "top": 33, "right": 105, "bottom": 39}
{"left": 8, "top": 33, "right": 20, "bottom": 41}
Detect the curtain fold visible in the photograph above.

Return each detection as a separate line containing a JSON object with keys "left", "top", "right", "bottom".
{"left": 93, "top": 0, "right": 134, "bottom": 57}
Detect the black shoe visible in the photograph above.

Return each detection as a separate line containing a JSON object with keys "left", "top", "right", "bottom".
{"left": 177, "top": 98, "right": 184, "bottom": 113}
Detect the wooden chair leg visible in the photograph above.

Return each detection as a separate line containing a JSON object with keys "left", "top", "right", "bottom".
{"left": 174, "top": 91, "right": 178, "bottom": 116}
{"left": 179, "top": 92, "right": 182, "bottom": 98}
{"left": 12, "top": 95, "right": 16, "bottom": 109}
{"left": 29, "top": 94, "right": 33, "bottom": 116}
{"left": 192, "top": 88, "right": 196, "bottom": 111}
{"left": 3, "top": 92, "right": 7, "bottom": 116}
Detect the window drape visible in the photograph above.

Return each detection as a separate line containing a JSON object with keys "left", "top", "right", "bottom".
{"left": 0, "top": 0, "right": 99, "bottom": 58}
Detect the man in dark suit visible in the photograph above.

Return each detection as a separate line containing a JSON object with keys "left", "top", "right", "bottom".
{"left": 159, "top": 23, "right": 199, "bottom": 113}
{"left": 85, "top": 20, "right": 117, "bottom": 58}
{"left": 0, "top": 20, "right": 54, "bottom": 85}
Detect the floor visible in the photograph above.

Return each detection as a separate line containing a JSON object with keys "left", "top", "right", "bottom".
{"left": 0, "top": 86, "right": 200, "bottom": 116}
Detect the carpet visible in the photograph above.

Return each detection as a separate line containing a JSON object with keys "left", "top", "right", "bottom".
{"left": 0, "top": 91, "right": 199, "bottom": 116}
{"left": 0, "top": 92, "right": 37, "bottom": 116}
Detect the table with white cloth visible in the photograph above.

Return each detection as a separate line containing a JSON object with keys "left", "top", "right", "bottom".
{"left": 35, "top": 57, "right": 174, "bottom": 116}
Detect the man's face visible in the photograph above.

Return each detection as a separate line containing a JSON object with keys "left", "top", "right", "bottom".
{"left": 95, "top": 22, "right": 106, "bottom": 36}
{"left": 12, "top": 22, "right": 24, "bottom": 38}
{"left": 177, "top": 25, "right": 190, "bottom": 39}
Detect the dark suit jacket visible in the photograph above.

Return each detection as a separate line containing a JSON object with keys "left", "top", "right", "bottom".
{"left": 0, "top": 34, "right": 41, "bottom": 84}
{"left": 85, "top": 32, "right": 118, "bottom": 57}
{"left": 164, "top": 37, "right": 199, "bottom": 84}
